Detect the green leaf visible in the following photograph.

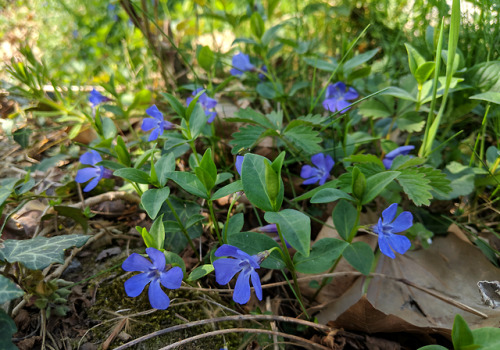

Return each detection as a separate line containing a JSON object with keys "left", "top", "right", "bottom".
{"left": 155, "top": 153, "right": 175, "bottom": 187}
{"left": 101, "top": 117, "right": 117, "bottom": 139}
{"left": 197, "top": 148, "right": 217, "bottom": 191}
{"left": 351, "top": 167, "right": 366, "bottom": 201}
{"left": 257, "top": 82, "right": 280, "bottom": 99}
{"left": 358, "top": 99, "right": 393, "bottom": 119}
{"left": 362, "top": 171, "right": 400, "bottom": 204}
{"left": 227, "top": 232, "right": 285, "bottom": 269}
{"left": 198, "top": 46, "right": 214, "bottom": 72}
{"left": 0, "top": 235, "right": 90, "bottom": 270}
{"left": 303, "top": 57, "right": 337, "bottom": 72}
{"left": 342, "top": 242, "right": 374, "bottom": 275}
{"left": 164, "top": 251, "right": 186, "bottom": 275}
{"left": 397, "top": 112, "right": 425, "bottom": 132}
{"left": 97, "top": 160, "right": 125, "bottom": 171}
{"left": 405, "top": 43, "right": 426, "bottom": 76}
{"left": 390, "top": 155, "right": 426, "bottom": 170}
{"left": 250, "top": 12, "right": 265, "bottom": 38}
{"left": 293, "top": 180, "right": 339, "bottom": 201}
{"left": 241, "top": 154, "right": 284, "bottom": 212}
{"left": 139, "top": 226, "right": 155, "bottom": 248}
{"left": 343, "top": 48, "right": 379, "bottom": 72}
{"left": 0, "top": 275, "right": 24, "bottom": 304}
{"left": 185, "top": 214, "right": 205, "bottom": 229}
{"left": 161, "top": 92, "right": 186, "bottom": 118}
{"left": 440, "top": 162, "right": 475, "bottom": 199}
{"left": 161, "top": 197, "right": 202, "bottom": 253}
{"left": 264, "top": 161, "right": 279, "bottom": 208}
{"left": 229, "top": 108, "right": 276, "bottom": 129}
{"left": 470, "top": 91, "right": 500, "bottom": 105}
{"left": 114, "top": 168, "right": 150, "bottom": 184}
{"left": 189, "top": 103, "right": 209, "bottom": 139}
{"left": 452, "top": 314, "right": 474, "bottom": 350}
{"left": 141, "top": 187, "right": 170, "bottom": 219}
{"left": 187, "top": 264, "right": 214, "bottom": 282}
{"left": 293, "top": 238, "right": 348, "bottom": 274}
{"left": 168, "top": 172, "right": 209, "bottom": 199}
{"left": 471, "top": 327, "right": 500, "bottom": 350}
{"left": 195, "top": 167, "right": 215, "bottom": 194}
{"left": 264, "top": 209, "right": 310, "bottom": 257}
{"left": 262, "top": 23, "right": 282, "bottom": 46}
{"left": 332, "top": 200, "right": 357, "bottom": 241}
{"left": 311, "top": 189, "right": 354, "bottom": 203}
{"left": 229, "top": 124, "right": 267, "bottom": 154}
{"left": 211, "top": 180, "right": 243, "bottom": 200}
{"left": 13, "top": 126, "right": 32, "bottom": 149}
{"left": 344, "top": 154, "right": 385, "bottom": 169}
{"left": 282, "top": 124, "right": 323, "bottom": 155}
{"left": 397, "top": 168, "right": 432, "bottom": 206}
{"left": 114, "top": 136, "right": 131, "bottom": 166}
{"left": 149, "top": 215, "right": 165, "bottom": 250}
{"left": 380, "top": 86, "right": 417, "bottom": 101}
{"left": 0, "top": 309, "right": 18, "bottom": 350}
{"left": 415, "top": 61, "right": 436, "bottom": 85}
{"left": 53, "top": 206, "right": 89, "bottom": 233}
{"left": 417, "top": 345, "right": 448, "bottom": 350}
{"left": 224, "top": 213, "right": 244, "bottom": 237}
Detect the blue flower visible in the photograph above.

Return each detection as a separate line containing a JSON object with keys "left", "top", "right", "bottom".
{"left": 141, "top": 105, "right": 175, "bottom": 141}
{"left": 258, "top": 65, "right": 268, "bottom": 80}
{"left": 230, "top": 53, "right": 255, "bottom": 76}
{"left": 258, "top": 224, "right": 277, "bottom": 233}
{"left": 213, "top": 244, "right": 263, "bottom": 304}
{"left": 122, "top": 247, "right": 183, "bottom": 310}
{"left": 373, "top": 203, "right": 413, "bottom": 259}
{"left": 235, "top": 155, "right": 244, "bottom": 175}
{"left": 322, "top": 82, "right": 358, "bottom": 114}
{"left": 89, "top": 88, "right": 109, "bottom": 108}
{"left": 383, "top": 145, "right": 415, "bottom": 169}
{"left": 186, "top": 88, "right": 218, "bottom": 123}
{"left": 75, "top": 150, "right": 111, "bottom": 192}
{"left": 300, "top": 153, "right": 334, "bottom": 185}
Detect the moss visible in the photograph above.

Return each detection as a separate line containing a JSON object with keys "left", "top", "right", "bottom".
{"left": 85, "top": 256, "right": 241, "bottom": 349}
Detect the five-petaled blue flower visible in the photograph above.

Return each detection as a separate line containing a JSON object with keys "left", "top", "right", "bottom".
{"left": 383, "top": 145, "right": 415, "bottom": 169}
{"left": 122, "top": 247, "right": 183, "bottom": 310}
{"left": 141, "top": 105, "right": 175, "bottom": 141}
{"left": 89, "top": 88, "right": 109, "bottom": 108}
{"left": 230, "top": 53, "right": 256, "bottom": 76}
{"left": 300, "top": 153, "right": 335, "bottom": 185}
{"left": 213, "top": 244, "right": 263, "bottom": 304}
{"left": 322, "top": 82, "right": 358, "bottom": 114}
{"left": 75, "top": 150, "right": 112, "bottom": 192}
{"left": 186, "top": 88, "right": 218, "bottom": 123}
{"left": 373, "top": 203, "right": 413, "bottom": 259}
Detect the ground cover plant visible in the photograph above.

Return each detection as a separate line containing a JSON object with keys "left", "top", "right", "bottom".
{"left": 1, "top": 0, "right": 500, "bottom": 349}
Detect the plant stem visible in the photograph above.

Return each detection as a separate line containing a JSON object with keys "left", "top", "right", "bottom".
{"left": 207, "top": 200, "right": 223, "bottom": 245}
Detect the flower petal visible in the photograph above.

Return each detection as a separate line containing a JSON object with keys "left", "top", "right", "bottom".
{"left": 382, "top": 158, "right": 393, "bottom": 169}
{"left": 344, "top": 87, "right": 359, "bottom": 100}
{"left": 235, "top": 156, "right": 244, "bottom": 175}
{"left": 207, "top": 111, "right": 217, "bottom": 124}
{"left": 202, "top": 96, "right": 217, "bottom": 110}
{"left": 161, "top": 266, "right": 183, "bottom": 290}
{"left": 122, "top": 253, "right": 153, "bottom": 272}
{"left": 124, "top": 272, "right": 151, "bottom": 297}
{"left": 390, "top": 211, "right": 413, "bottom": 233}
{"left": 75, "top": 167, "right": 98, "bottom": 183}
{"left": 80, "top": 150, "right": 102, "bottom": 165}
{"left": 142, "top": 118, "right": 158, "bottom": 132}
{"left": 186, "top": 97, "right": 194, "bottom": 106}
{"left": 382, "top": 203, "right": 398, "bottom": 224}
{"left": 310, "top": 153, "right": 326, "bottom": 170}
{"left": 146, "top": 247, "right": 165, "bottom": 270}
{"left": 83, "top": 176, "right": 101, "bottom": 192}
{"left": 146, "top": 105, "right": 163, "bottom": 120}
{"left": 233, "top": 270, "right": 251, "bottom": 304}
{"left": 148, "top": 127, "right": 161, "bottom": 142}
{"left": 259, "top": 224, "right": 277, "bottom": 233}
{"left": 250, "top": 270, "right": 262, "bottom": 301}
{"left": 378, "top": 233, "right": 396, "bottom": 259}
{"left": 386, "top": 233, "right": 411, "bottom": 255}
{"left": 385, "top": 145, "right": 415, "bottom": 159}
{"left": 213, "top": 258, "right": 242, "bottom": 285}
{"left": 230, "top": 68, "right": 244, "bottom": 76}
{"left": 300, "top": 165, "right": 315, "bottom": 179}
{"left": 215, "top": 244, "right": 242, "bottom": 258}
{"left": 148, "top": 278, "right": 171, "bottom": 309}
{"left": 324, "top": 154, "right": 335, "bottom": 173}
{"left": 319, "top": 172, "right": 330, "bottom": 185}
{"left": 322, "top": 98, "right": 338, "bottom": 112}
{"left": 336, "top": 99, "right": 351, "bottom": 114}
{"left": 302, "top": 175, "right": 321, "bottom": 185}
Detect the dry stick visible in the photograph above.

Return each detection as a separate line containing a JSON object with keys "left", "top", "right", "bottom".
{"left": 181, "top": 271, "right": 488, "bottom": 319}
{"left": 158, "top": 328, "right": 331, "bottom": 350}
{"left": 114, "top": 314, "right": 331, "bottom": 350}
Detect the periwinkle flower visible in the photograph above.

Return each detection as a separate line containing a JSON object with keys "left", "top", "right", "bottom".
{"left": 235, "top": 155, "right": 244, "bottom": 175}
{"left": 213, "top": 244, "right": 264, "bottom": 304}
{"left": 122, "top": 247, "right": 183, "bottom": 310}
{"left": 258, "top": 224, "right": 277, "bottom": 233}
{"left": 230, "top": 53, "right": 256, "bottom": 76}
{"left": 300, "top": 153, "right": 334, "bottom": 185}
{"left": 141, "top": 105, "right": 175, "bottom": 141}
{"left": 373, "top": 203, "right": 413, "bottom": 259}
{"left": 258, "top": 65, "right": 268, "bottom": 81}
{"left": 186, "top": 88, "right": 217, "bottom": 123}
{"left": 89, "top": 88, "right": 109, "bottom": 108}
{"left": 383, "top": 145, "right": 415, "bottom": 169}
{"left": 75, "top": 150, "right": 112, "bottom": 192}
{"left": 322, "top": 82, "right": 358, "bottom": 114}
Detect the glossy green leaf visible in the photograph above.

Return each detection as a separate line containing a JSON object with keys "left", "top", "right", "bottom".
{"left": 311, "top": 188, "right": 354, "bottom": 203}
{"left": 342, "top": 241, "right": 374, "bottom": 275}
{"left": 0, "top": 275, "right": 24, "bottom": 304}
{"left": 161, "top": 92, "right": 186, "bottom": 119}
{"left": 211, "top": 180, "right": 243, "bottom": 200}
{"left": 198, "top": 45, "right": 214, "bottom": 72}
{"left": 362, "top": 171, "right": 400, "bottom": 204}
{"left": 168, "top": 171, "right": 209, "bottom": 199}
{"left": 265, "top": 209, "right": 310, "bottom": 257}
{"left": 155, "top": 153, "right": 176, "bottom": 187}
{"left": 293, "top": 238, "right": 348, "bottom": 274}
{"left": 452, "top": 314, "right": 475, "bottom": 350}
{"left": 114, "top": 168, "right": 150, "bottom": 184}
{"left": 187, "top": 264, "right": 214, "bottom": 282}
{"left": 149, "top": 215, "right": 165, "bottom": 250}
{"left": 332, "top": 200, "right": 357, "bottom": 241}
{"left": 141, "top": 187, "right": 170, "bottom": 219}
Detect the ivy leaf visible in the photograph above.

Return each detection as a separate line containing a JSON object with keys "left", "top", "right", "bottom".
{"left": 396, "top": 168, "right": 432, "bottom": 206}
{"left": 0, "top": 235, "right": 91, "bottom": 270}
{"left": 229, "top": 124, "right": 267, "bottom": 154}
{"left": 0, "top": 275, "right": 24, "bottom": 304}
{"left": 282, "top": 124, "right": 323, "bottom": 155}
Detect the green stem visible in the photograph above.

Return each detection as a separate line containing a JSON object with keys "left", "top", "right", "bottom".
{"left": 166, "top": 198, "right": 200, "bottom": 260}
{"left": 208, "top": 200, "right": 222, "bottom": 245}
{"left": 223, "top": 193, "right": 241, "bottom": 244}
{"left": 188, "top": 141, "right": 201, "bottom": 166}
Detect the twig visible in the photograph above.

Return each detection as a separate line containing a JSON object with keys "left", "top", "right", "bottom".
{"left": 158, "top": 328, "right": 331, "bottom": 350}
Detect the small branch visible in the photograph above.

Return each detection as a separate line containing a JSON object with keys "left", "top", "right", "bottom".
{"left": 114, "top": 314, "right": 330, "bottom": 350}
